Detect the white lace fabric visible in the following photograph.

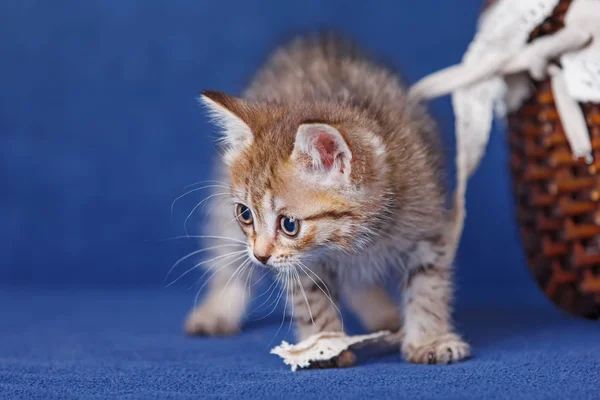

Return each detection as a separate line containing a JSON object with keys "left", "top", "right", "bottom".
{"left": 271, "top": 331, "right": 394, "bottom": 371}
{"left": 411, "top": 0, "right": 600, "bottom": 163}
{"left": 410, "top": 0, "right": 600, "bottom": 266}
{"left": 562, "top": 0, "right": 600, "bottom": 102}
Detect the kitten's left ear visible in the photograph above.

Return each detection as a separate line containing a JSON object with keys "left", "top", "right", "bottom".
{"left": 291, "top": 123, "right": 352, "bottom": 185}
{"left": 199, "top": 90, "right": 254, "bottom": 157}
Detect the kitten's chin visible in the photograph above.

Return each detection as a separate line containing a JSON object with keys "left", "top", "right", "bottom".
{"left": 266, "top": 258, "right": 309, "bottom": 270}
{"left": 266, "top": 261, "right": 296, "bottom": 270}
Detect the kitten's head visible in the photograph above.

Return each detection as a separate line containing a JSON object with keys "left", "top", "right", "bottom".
{"left": 201, "top": 90, "right": 392, "bottom": 268}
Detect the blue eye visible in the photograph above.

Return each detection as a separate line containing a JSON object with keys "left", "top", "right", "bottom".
{"left": 236, "top": 204, "right": 253, "bottom": 225}
{"left": 280, "top": 216, "right": 300, "bottom": 237}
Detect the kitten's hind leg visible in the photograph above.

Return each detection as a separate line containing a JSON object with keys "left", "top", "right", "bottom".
{"left": 344, "top": 285, "right": 401, "bottom": 332}
{"left": 185, "top": 262, "right": 253, "bottom": 336}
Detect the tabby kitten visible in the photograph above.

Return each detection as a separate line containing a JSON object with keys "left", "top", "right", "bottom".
{"left": 185, "top": 34, "right": 470, "bottom": 366}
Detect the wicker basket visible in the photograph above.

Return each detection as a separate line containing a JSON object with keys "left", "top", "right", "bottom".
{"left": 508, "top": 0, "right": 600, "bottom": 319}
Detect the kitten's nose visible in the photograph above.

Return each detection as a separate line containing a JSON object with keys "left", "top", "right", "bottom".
{"left": 253, "top": 236, "right": 273, "bottom": 265}
{"left": 254, "top": 253, "right": 271, "bottom": 264}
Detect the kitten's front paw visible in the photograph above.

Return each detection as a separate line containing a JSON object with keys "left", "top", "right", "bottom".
{"left": 307, "top": 350, "right": 357, "bottom": 369}
{"left": 402, "top": 333, "right": 470, "bottom": 364}
{"left": 185, "top": 304, "right": 240, "bottom": 336}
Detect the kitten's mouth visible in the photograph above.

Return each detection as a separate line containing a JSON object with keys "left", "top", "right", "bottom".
{"left": 250, "top": 252, "right": 294, "bottom": 269}
{"left": 249, "top": 254, "right": 274, "bottom": 268}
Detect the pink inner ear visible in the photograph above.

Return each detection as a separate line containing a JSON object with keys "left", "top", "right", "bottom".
{"left": 314, "top": 131, "right": 337, "bottom": 170}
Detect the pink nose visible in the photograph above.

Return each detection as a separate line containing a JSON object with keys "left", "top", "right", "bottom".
{"left": 254, "top": 254, "right": 270, "bottom": 264}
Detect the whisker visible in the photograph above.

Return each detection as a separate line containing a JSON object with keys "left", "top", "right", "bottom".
{"left": 298, "top": 261, "right": 334, "bottom": 299}
{"left": 285, "top": 270, "right": 295, "bottom": 340}
{"left": 157, "top": 235, "right": 247, "bottom": 245}
{"left": 251, "top": 269, "right": 270, "bottom": 288}
{"left": 192, "top": 253, "right": 250, "bottom": 309}
{"left": 267, "top": 269, "right": 292, "bottom": 348}
{"left": 184, "top": 192, "right": 231, "bottom": 236}
{"left": 228, "top": 259, "right": 251, "bottom": 325}
{"left": 243, "top": 263, "right": 256, "bottom": 314}
{"left": 294, "top": 267, "right": 316, "bottom": 329}
{"left": 166, "top": 250, "right": 248, "bottom": 288}
{"left": 200, "top": 196, "right": 236, "bottom": 228}
{"left": 183, "top": 180, "right": 231, "bottom": 191}
{"left": 297, "top": 262, "right": 344, "bottom": 331}
{"left": 227, "top": 210, "right": 246, "bottom": 225}
{"left": 171, "top": 184, "right": 231, "bottom": 220}
{"left": 164, "top": 243, "right": 246, "bottom": 284}
{"left": 247, "top": 277, "right": 279, "bottom": 317}
{"left": 254, "top": 275, "right": 286, "bottom": 322}
{"left": 218, "top": 257, "right": 252, "bottom": 305}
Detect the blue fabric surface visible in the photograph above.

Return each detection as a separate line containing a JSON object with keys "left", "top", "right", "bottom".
{"left": 1, "top": 0, "right": 599, "bottom": 398}
{"left": 1, "top": 288, "right": 599, "bottom": 399}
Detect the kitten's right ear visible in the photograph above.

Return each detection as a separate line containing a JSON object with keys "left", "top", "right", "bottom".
{"left": 291, "top": 123, "right": 353, "bottom": 186}
{"left": 199, "top": 90, "right": 253, "bottom": 158}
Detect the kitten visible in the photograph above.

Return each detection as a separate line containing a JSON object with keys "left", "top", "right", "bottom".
{"left": 185, "top": 33, "right": 470, "bottom": 366}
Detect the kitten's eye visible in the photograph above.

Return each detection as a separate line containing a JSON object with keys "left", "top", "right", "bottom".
{"left": 280, "top": 216, "right": 300, "bottom": 237}
{"left": 236, "top": 204, "right": 253, "bottom": 225}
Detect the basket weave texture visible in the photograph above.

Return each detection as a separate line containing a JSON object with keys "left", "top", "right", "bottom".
{"left": 508, "top": 0, "right": 600, "bottom": 319}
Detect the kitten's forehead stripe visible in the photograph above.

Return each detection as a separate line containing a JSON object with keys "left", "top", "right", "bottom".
{"left": 250, "top": 189, "right": 262, "bottom": 220}
{"left": 297, "top": 225, "right": 317, "bottom": 249}
{"left": 303, "top": 210, "right": 356, "bottom": 221}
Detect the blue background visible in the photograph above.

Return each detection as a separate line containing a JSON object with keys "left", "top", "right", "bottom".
{"left": 1, "top": 1, "right": 598, "bottom": 399}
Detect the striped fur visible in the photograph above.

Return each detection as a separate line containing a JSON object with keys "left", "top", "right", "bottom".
{"left": 186, "top": 33, "right": 470, "bottom": 366}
